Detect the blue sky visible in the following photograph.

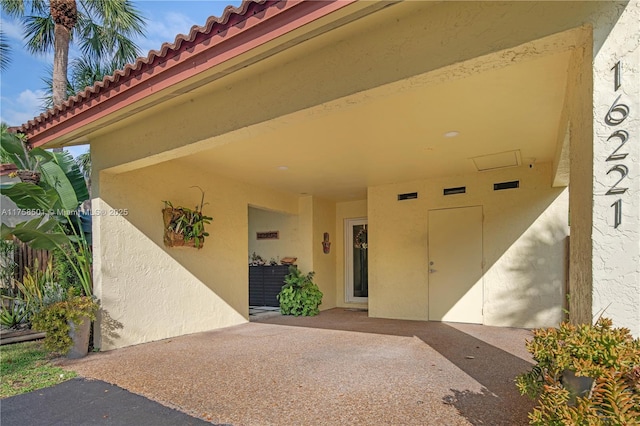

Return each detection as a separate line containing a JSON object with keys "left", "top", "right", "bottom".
{"left": 0, "top": 0, "right": 242, "bottom": 156}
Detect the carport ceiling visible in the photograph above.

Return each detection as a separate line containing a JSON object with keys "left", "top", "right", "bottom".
{"left": 179, "top": 50, "right": 570, "bottom": 202}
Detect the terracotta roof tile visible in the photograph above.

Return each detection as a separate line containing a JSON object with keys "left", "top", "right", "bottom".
{"left": 16, "top": 0, "right": 270, "bottom": 135}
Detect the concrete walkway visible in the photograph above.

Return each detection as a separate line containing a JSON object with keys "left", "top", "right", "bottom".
{"left": 57, "top": 309, "right": 536, "bottom": 425}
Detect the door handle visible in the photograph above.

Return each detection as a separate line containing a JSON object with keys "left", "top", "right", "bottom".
{"left": 429, "top": 269, "right": 437, "bottom": 273}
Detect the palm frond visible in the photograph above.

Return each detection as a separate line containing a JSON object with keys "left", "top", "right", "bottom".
{"left": 40, "top": 64, "right": 75, "bottom": 110}
{"left": 0, "top": 0, "right": 25, "bottom": 16}
{"left": 0, "top": 30, "right": 11, "bottom": 71}
{"left": 83, "top": 0, "right": 146, "bottom": 36}
{"left": 23, "top": 15, "right": 55, "bottom": 54}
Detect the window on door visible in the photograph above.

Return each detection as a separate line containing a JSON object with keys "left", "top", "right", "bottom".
{"left": 345, "top": 218, "right": 368, "bottom": 303}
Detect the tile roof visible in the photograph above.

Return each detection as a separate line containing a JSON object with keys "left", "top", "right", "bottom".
{"left": 16, "top": 0, "right": 272, "bottom": 136}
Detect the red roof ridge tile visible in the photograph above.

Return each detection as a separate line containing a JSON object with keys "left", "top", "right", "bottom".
{"left": 16, "top": 0, "right": 269, "bottom": 134}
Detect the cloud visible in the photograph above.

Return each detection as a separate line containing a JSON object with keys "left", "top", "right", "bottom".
{"left": 137, "top": 11, "right": 206, "bottom": 55}
{"left": 0, "top": 89, "right": 47, "bottom": 127}
{"left": 1, "top": 17, "right": 24, "bottom": 40}
{"left": 134, "top": 0, "right": 243, "bottom": 56}
{"left": 1, "top": 15, "right": 54, "bottom": 65}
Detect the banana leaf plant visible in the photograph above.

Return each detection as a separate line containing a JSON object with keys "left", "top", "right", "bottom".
{"left": 1, "top": 145, "right": 93, "bottom": 297}
{"left": 0, "top": 130, "right": 52, "bottom": 183}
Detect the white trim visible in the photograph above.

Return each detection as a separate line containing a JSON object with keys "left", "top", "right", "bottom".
{"left": 344, "top": 217, "right": 368, "bottom": 304}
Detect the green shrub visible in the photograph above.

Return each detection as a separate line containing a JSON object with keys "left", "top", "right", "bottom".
{"left": 516, "top": 318, "right": 640, "bottom": 425}
{"left": 14, "top": 259, "right": 55, "bottom": 314}
{"left": 52, "top": 247, "right": 81, "bottom": 291}
{"left": 277, "top": 266, "right": 323, "bottom": 316}
{"left": 0, "top": 239, "right": 17, "bottom": 292}
{"left": 0, "top": 259, "right": 64, "bottom": 328}
{"left": 0, "top": 301, "right": 28, "bottom": 328}
{"left": 31, "top": 290, "right": 99, "bottom": 355}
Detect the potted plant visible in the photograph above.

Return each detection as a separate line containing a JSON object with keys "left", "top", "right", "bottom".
{"left": 31, "top": 289, "right": 99, "bottom": 358}
{"left": 162, "top": 187, "right": 212, "bottom": 249}
{"left": 277, "top": 266, "right": 323, "bottom": 316}
{"left": 516, "top": 317, "right": 640, "bottom": 425}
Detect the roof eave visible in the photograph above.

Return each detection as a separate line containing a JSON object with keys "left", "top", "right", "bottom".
{"left": 21, "top": 0, "right": 365, "bottom": 149}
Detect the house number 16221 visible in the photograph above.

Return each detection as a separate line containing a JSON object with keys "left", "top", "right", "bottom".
{"left": 605, "top": 61, "right": 630, "bottom": 228}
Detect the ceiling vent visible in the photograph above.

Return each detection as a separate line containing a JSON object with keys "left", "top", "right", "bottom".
{"left": 472, "top": 150, "right": 521, "bottom": 172}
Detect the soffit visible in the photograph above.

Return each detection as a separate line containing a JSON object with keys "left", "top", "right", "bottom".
{"left": 176, "top": 49, "right": 572, "bottom": 201}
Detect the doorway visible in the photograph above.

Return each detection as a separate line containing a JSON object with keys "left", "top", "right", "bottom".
{"left": 345, "top": 218, "right": 368, "bottom": 303}
{"left": 428, "top": 206, "right": 483, "bottom": 323}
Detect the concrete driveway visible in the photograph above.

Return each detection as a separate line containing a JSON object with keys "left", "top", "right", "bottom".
{"left": 58, "top": 308, "right": 536, "bottom": 425}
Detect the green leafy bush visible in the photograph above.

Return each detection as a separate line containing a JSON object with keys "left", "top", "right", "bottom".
{"left": 0, "top": 301, "right": 28, "bottom": 328}
{"left": 277, "top": 266, "right": 323, "bottom": 316}
{"left": 0, "top": 259, "right": 64, "bottom": 328}
{"left": 516, "top": 318, "right": 640, "bottom": 425}
{"left": 52, "top": 246, "right": 81, "bottom": 291}
{"left": 0, "top": 239, "right": 17, "bottom": 291}
{"left": 31, "top": 290, "right": 99, "bottom": 355}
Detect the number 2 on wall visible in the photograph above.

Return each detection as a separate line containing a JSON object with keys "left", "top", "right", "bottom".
{"left": 606, "top": 61, "right": 630, "bottom": 228}
{"left": 606, "top": 164, "right": 628, "bottom": 195}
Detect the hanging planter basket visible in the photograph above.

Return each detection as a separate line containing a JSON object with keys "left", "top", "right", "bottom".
{"left": 162, "top": 204, "right": 211, "bottom": 249}
{"left": 163, "top": 228, "right": 197, "bottom": 248}
{"left": 162, "top": 209, "right": 197, "bottom": 248}
{"left": 16, "top": 170, "right": 41, "bottom": 184}
{"left": 162, "top": 188, "right": 212, "bottom": 250}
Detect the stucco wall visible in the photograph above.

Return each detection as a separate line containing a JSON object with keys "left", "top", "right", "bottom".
{"left": 335, "top": 200, "right": 368, "bottom": 309}
{"left": 368, "top": 163, "right": 568, "bottom": 328}
{"left": 591, "top": 0, "right": 640, "bottom": 335}
{"left": 310, "top": 197, "right": 337, "bottom": 310}
{"left": 248, "top": 207, "right": 299, "bottom": 264}
{"left": 83, "top": 0, "right": 639, "bottom": 346}
{"left": 92, "top": 156, "right": 301, "bottom": 350}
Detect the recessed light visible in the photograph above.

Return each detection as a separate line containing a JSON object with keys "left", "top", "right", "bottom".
{"left": 444, "top": 131, "right": 460, "bottom": 138}
{"left": 277, "top": 166, "right": 289, "bottom": 171}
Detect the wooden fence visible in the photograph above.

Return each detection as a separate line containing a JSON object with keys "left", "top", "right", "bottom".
{"left": 12, "top": 238, "right": 51, "bottom": 284}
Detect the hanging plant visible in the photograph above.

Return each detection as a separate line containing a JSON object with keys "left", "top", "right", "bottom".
{"left": 1, "top": 129, "right": 44, "bottom": 184}
{"left": 162, "top": 186, "right": 212, "bottom": 249}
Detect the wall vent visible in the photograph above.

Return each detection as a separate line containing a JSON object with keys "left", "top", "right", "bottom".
{"left": 397, "top": 192, "right": 418, "bottom": 201}
{"left": 443, "top": 186, "right": 466, "bottom": 196}
{"left": 493, "top": 180, "right": 519, "bottom": 191}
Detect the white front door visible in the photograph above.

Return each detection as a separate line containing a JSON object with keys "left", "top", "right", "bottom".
{"left": 428, "top": 206, "right": 483, "bottom": 323}
{"left": 345, "top": 218, "right": 368, "bottom": 303}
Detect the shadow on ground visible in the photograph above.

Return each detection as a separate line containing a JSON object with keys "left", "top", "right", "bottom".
{"left": 258, "top": 308, "right": 536, "bottom": 425}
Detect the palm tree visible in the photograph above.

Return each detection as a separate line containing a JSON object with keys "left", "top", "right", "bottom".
{"left": 0, "top": 30, "right": 10, "bottom": 71}
{"left": 1, "top": 0, "right": 145, "bottom": 107}
{"left": 41, "top": 55, "right": 123, "bottom": 109}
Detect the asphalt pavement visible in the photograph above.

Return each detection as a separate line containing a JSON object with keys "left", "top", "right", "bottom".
{"left": 0, "top": 378, "right": 219, "bottom": 426}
